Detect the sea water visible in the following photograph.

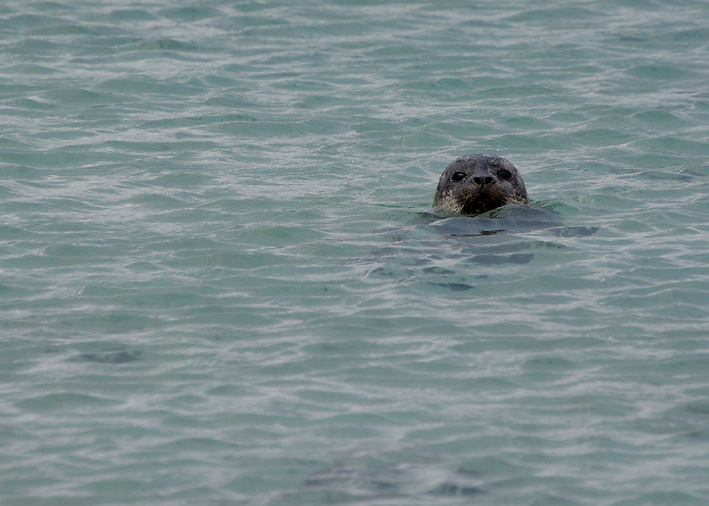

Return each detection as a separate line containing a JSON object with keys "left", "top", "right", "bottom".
{"left": 1, "top": 0, "right": 708, "bottom": 504}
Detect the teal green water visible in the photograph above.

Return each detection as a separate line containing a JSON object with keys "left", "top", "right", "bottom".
{"left": 2, "top": 0, "right": 709, "bottom": 504}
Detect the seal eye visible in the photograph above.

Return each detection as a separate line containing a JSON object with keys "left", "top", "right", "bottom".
{"left": 451, "top": 172, "right": 467, "bottom": 182}
{"left": 497, "top": 169, "right": 512, "bottom": 180}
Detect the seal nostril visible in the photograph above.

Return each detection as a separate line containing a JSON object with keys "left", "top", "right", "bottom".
{"left": 473, "top": 176, "right": 494, "bottom": 185}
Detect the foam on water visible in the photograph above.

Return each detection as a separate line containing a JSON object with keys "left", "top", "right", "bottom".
{"left": 1, "top": 0, "right": 709, "bottom": 505}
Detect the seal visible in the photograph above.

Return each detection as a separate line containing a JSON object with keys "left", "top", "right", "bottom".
{"left": 433, "top": 154, "right": 529, "bottom": 215}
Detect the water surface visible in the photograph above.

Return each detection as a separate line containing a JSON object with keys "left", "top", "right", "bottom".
{"left": 1, "top": 1, "right": 709, "bottom": 505}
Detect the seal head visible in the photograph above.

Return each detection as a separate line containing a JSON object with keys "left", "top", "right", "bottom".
{"left": 433, "top": 154, "right": 529, "bottom": 215}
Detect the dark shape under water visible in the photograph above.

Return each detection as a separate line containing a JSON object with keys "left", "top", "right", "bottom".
{"left": 80, "top": 350, "right": 139, "bottom": 364}
{"left": 363, "top": 203, "right": 598, "bottom": 292}
{"left": 431, "top": 481, "right": 487, "bottom": 497}
{"left": 293, "top": 458, "right": 488, "bottom": 502}
{"left": 428, "top": 204, "right": 597, "bottom": 240}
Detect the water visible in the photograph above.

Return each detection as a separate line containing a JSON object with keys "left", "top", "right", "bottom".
{"left": 1, "top": 0, "right": 708, "bottom": 504}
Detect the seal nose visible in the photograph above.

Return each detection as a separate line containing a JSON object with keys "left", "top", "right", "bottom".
{"left": 473, "top": 176, "right": 494, "bottom": 185}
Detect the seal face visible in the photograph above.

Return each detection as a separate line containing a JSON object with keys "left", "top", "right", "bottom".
{"left": 433, "top": 154, "right": 529, "bottom": 215}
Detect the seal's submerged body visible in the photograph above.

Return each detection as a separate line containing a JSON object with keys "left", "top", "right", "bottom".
{"left": 433, "top": 154, "right": 529, "bottom": 215}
